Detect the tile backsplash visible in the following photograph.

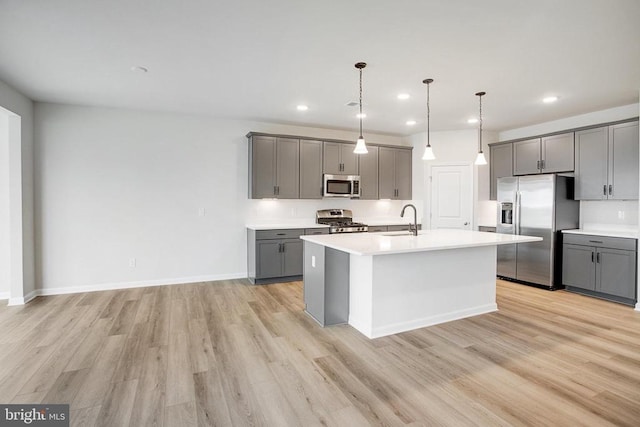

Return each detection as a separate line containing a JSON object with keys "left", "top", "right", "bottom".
{"left": 580, "top": 200, "right": 639, "bottom": 229}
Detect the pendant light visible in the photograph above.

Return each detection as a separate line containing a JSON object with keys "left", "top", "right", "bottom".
{"left": 474, "top": 91, "right": 487, "bottom": 165}
{"left": 421, "top": 78, "right": 435, "bottom": 160}
{"left": 353, "top": 62, "right": 368, "bottom": 154}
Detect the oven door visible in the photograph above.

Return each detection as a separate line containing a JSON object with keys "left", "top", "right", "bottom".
{"left": 323, "top": 174, "right": 359, "bottom": 197}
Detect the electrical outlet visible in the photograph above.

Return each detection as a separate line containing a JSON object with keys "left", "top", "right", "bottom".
{"left": 198, "top": 207, "right": 206, "bottom": 217}
{"left": 311, "top": 255, "right": 316, "bottom": 268}
{"left": 129, "top": 258, "right": 136, "bottom": 267}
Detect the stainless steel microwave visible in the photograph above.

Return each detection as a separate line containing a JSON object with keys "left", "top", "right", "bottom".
{"left": 323, "top": 174, "right": 361, "bottom": 198}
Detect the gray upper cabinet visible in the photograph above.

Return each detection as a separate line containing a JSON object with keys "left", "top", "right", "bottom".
{"left": 379, "top": 147, "right": 412, "bottom": 200}
{"left": 513, "top": 138, "right": 541, "bottom": 175}
{"left": 299, "top": 140, "right": 323, "bottom": 199}
{"left": 541, "top": 133, "right": 574, "bottom": 173}
{"left": 358, "top": 146, "right": 379, "bottom": 199}
{"left": 249, "top": 135, "right": 299, "bottom": 199}
{"left": 575, "top": 121, "right": 639, "bottom": 200}
{"left": 489, "top": 143, "right": 512, "bottom": 200}
{"left": 513, "top": 133, "right": 574, "bottom": 175}
{"left": 323, "top": 142, "right": 358, "bottom": 175}
{"left": 609, "top": 121, "right": 639, "bottom": 200}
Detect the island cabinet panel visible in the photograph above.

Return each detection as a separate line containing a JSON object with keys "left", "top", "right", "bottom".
{"left": 358, "top": 145, "right": 378, "bottom": 199}
{"left": 249, "top": 136, "right": 299, "bottom": 199}
{"left": 247, "top": 228, "right": 304, "bottom": 284}
{"left": 379, "top": 147, "right": 412, "bottom": 200}
{"left": 299, "top": 140, "right": 323, "bottom": 199}
{"left": 489, "top": 143, "right": 512, "bottom": 200}
{"left": 323, "top": 142, "right": 358, "bottom": 175}
{"left": 575, "top": 121, "right": 639, "bottom": 200}
{"left": 562, "top": 233, "right": 637, "bottom": 305}
{"left": 303, "top": 242, "right": 350, "bottom": 326}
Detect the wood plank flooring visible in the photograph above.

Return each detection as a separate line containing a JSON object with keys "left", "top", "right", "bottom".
{"left": 0, "top": 279, "right": 639, "bottom": 426}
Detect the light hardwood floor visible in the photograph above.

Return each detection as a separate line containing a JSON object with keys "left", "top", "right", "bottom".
{"left": 0, "top": 279, "right": 639, "bottom": 426}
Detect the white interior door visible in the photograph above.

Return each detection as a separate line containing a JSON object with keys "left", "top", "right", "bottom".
{"left": 429, "top": 163, "right": 473, "bottom": 230}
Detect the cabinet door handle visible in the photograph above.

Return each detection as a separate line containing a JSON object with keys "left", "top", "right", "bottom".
{"left": 276, "top": 233, "right": 286, "bottom": 236}
{"left": 541, "top": 160, "right": 545, "bottom": 170}
{"left": 274, "top": 186, "right": 277, "bottom": 195}
{"left": 609, "top": 185, "right": 612, "bottom": 196}
{"left": 603, "top": 184, "right": 607, "bottom": 196}
{"left": 588, "top": 240, "right": 603, "bottom": 244}
{"left": 596, "top": 252, "right": 600, "bottom": 263}
{"left": 591, "top": 251, "right": 594, "bottom": 263}
{"left": 536, "top": 160, "right": 540, "bottom": 170}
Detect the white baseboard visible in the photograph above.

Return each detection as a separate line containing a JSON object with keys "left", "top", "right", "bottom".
{"left": 636, "top": 302, "right": 640, "bottom": 312}
{"left": 8, "top": 290, "right": 38, "bottom": 306}
{"left": 0, "top": 292, "right": 9, "bottom": 301}
{"left": 8, "top": 272, "right": 247, "bottom": 303}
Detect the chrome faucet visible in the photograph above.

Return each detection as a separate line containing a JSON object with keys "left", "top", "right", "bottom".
{"left": 400, "top": 203, "right": 418, "bottom": 236}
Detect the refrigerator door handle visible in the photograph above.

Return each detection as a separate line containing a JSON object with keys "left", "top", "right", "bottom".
{"left": 515, "top": 191, "right": 521, "bottom": 235}
{"left": 603, "top": 184, "right": 607, "bottom": 196}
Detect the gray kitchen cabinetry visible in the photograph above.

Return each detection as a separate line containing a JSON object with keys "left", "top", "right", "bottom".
{"left": 575, "top": 121, "right": 639, "bottom": 200}
{"left": 562, "top": 234, "right": 637, "bottom": 305}
{"left": 300, "top": 139, "right": 323, "bottom": 199}
{"left": 489, "top": 143, "right": 513, "bottom": 200}
{"left": 368, "top": 224, "right": 421, "bottom": 232}
{"left": 323, "top": 141, "right": 359, "bottom": 175}
{"left": 513, "top": 133, "right": 574, "bottom": 176}
{"left": 248, "top": 228, "right": 306, "bottom": 284}
{"left": 358, "top": 145, "right": 379, "bottom": 199}
{"left": 379, "top": 147, "right": 412, "bottom": 199}
{"left": 249, "top": 135, "right": 299, "bottom": 199}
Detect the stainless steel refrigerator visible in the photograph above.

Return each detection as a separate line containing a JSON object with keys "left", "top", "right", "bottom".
{"left": 496, "top": 174, "right": 579, "bottom": 289}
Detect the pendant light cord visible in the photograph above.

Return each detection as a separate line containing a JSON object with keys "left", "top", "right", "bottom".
{"left": 359, "top": 67, "right": 363, "bottom": 138}
{"left": 426, "top": 82, "right": 430, "bottom": 147}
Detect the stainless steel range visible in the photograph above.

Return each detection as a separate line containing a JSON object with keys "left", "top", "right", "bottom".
{"left": 316, "top": 209, "right": 368, "bottom": 233}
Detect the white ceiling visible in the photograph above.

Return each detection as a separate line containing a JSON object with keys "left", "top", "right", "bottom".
{"left": 0, "top": 0, "right": 638, "bottom": 136}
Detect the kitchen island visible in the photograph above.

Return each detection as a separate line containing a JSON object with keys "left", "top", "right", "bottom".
{"left": 300, "top": 229, "right": 541, "bottom": 339}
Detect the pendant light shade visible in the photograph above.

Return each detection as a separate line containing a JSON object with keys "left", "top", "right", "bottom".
{"left": 474, "top": 91, "right": 487, "bottom": 165}
{"left": 421, "top": 78, "right": 435, "bottom": 160}
{"left": 353, "top": 62, "right": 368, "bottom": 154}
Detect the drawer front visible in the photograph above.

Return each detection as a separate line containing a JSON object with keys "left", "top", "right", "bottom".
{"left": 367, "top": 226, "right": 388, "bottom": 233}
{"left": 256, "top": 229, "right": 303, "bottom": 240}
{"left": 304, "top": 228, "right": 330, "bottom": 235}
{"left": 563, "top": 233, "right": 637, "bottom": 251}
{"left": 387, "top": 224, "right": 410, "bottom": 232}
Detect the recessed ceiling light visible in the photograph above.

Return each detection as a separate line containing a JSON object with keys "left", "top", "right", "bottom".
{"left": 356, "top": 113, "right": 367, "bottom": 119}
{"left": 406, "top": 120, "right": 417, "bottom": 126}
{"left": 397, "top": 93, "right": 410, "bottom": 100}
{"left": 296, "top": 105, "right": 309, "bottom": 111}
{"left": 130, "top": 66, "right": 148, "bottom": 73}
{"left": 467, "top": 118, "right": 478, "bottom": 124}
{"left": 543, "top": 96, "right": 558, "bottom": 104}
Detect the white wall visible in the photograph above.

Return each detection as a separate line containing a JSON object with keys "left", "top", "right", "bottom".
{"left": 408, "top": 129, "right": 497, "bottom": 228}
{"left": 0, "top": 113, "right": 9, "bottom": 298}
{"left": 34, "top": 103, "right": 412, "bottom": 293}
{"left": 0, "top": 78, "right": 34, "bottom": 303}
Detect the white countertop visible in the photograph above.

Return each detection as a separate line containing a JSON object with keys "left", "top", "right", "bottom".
{"left": 246, "top": 222, "right": 330, "bottom": 230}
{"left": 562, "top": 229, "right": 639, "bottom": 239}
{"left": 246, "top": 218, "right": 415, "bottom": 230}
{"left": 300, "top": 229, "right": 541, "bottom": 256}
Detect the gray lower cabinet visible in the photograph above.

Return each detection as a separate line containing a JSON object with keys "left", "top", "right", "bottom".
{"left": 249, "top": 135, "right": 299, "bottom": 199}
{"left": 379, "top": 147, "right": 412, "bottom": 199}
{"left": 248, "top": 228, "right": 328, "bottom": 284}
{"left": 323, "top": 141, "right": 359, "bottom": 175}
{"left": 303, "top": 241, "right": 350, "bottom": 326}
{"left": 575, "top": 121, "right": 639, "bottom": 200}
{"left": 562, "top": 234, "right": 637, "bottom": 305}
{"left": 489, "top": 143, "right": 512, "bottom": 200}
{"left": 358, "top": 145, "right": 379, "bottom": 199}
{"left": 367, "top": 224, "right": 421, "bottom": 232}
{"left": 300, "top": 140, "right": 323, "bottom": 199}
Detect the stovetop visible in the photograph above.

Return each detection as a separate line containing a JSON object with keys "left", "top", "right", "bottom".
{"left": 316, "top": 209, "right": 368, "bottom": 233}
